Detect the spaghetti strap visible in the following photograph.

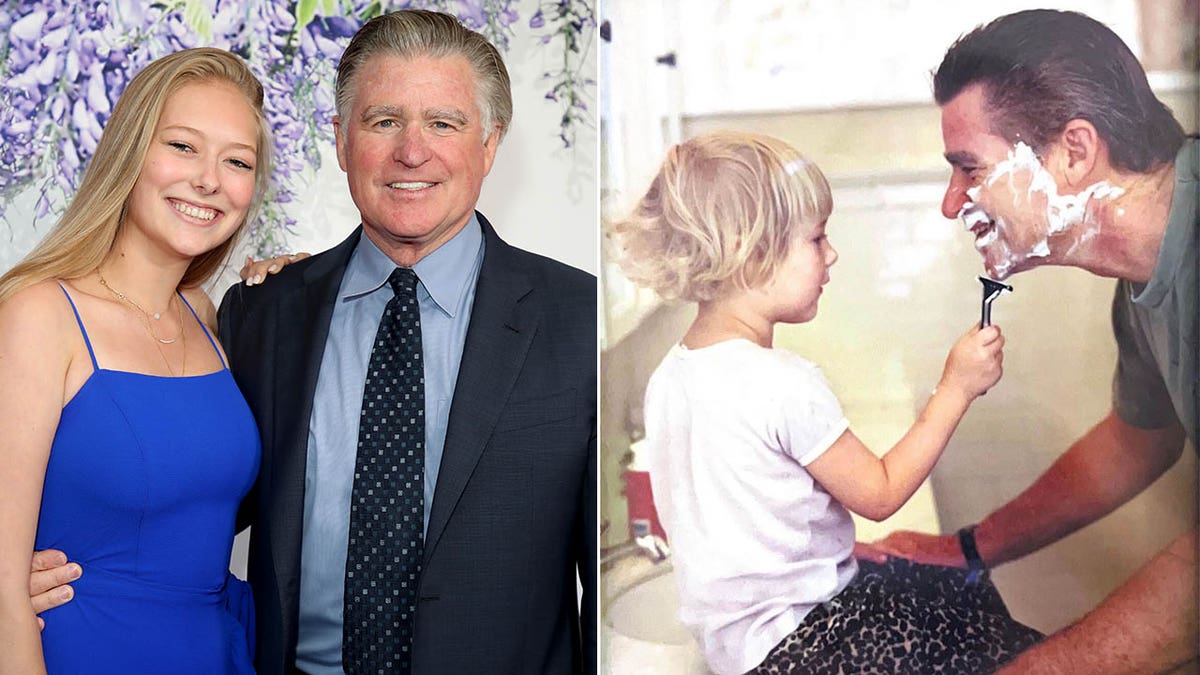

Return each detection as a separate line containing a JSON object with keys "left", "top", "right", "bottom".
{"left": 178, "top": 292, "right": 227, "bottom": 369}
{"left": 57, "top": 283, "right": 100, "bottom": 370}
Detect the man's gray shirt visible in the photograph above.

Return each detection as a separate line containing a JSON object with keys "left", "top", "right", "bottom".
{"left": 1112, "top": 138, "right": 1198, "bottom": 446}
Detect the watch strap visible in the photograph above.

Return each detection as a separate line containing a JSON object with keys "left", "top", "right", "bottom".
{"left": 958, "top": 525, "right": 986, "bottom": 584}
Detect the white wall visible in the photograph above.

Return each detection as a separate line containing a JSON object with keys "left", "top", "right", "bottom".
{"left": 673, "top": 0, "right": 1140, "bottom": 114}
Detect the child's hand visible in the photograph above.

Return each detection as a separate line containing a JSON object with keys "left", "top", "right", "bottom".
{"left": 939, "top": 324, "right": 1005, "bottom": 400}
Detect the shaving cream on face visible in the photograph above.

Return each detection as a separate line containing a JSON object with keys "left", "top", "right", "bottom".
{"left": 959, "top": 196, "right": 1015, "bottom": 277}
{"left": 987, "top": 143, "right": 1124, "bottom": 234}
{"left": 959, "top": 142, "right": 1123, "bottom": 276}
{"left": 960, "top": 191, "right": 990, "bottom": 229}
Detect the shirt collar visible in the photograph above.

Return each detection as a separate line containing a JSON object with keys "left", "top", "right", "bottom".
{"left": 341, "top": 214, "right": 484, "bottom": 318}
{"left": 1132, "top": 138, "right": 1197, "bottom": 308}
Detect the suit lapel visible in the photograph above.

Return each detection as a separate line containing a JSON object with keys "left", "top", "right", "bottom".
{"left": 268, "top": 228, "right": 360, "bottom": 591}
{"left": 424, "top": 216, "right": 537, "bottom": 560}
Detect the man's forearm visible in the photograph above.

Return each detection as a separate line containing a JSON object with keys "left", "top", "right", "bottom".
{"left": 997, "top": 528, "right": 1198, "bottom": 674}
{"left": 975, "top": 411, "right": 1185, "bottom": 566}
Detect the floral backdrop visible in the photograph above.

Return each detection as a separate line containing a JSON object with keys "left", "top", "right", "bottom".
{"left": 0, "top": 0, "right": 595, "bottom": 258}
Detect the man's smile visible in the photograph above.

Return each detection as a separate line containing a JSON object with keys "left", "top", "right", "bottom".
{"left": 388, "top": 181, "right": 436, "bottom": 191}
{"left": 959, "top": 202, "right": 997, "bottom": 250}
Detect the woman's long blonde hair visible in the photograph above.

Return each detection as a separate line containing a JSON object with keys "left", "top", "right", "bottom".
{"left": 0, "top": 47, "right": 272, "bottom": 304}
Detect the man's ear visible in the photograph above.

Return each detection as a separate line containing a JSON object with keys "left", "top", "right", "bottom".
{"left": 333, "top": 116, "right": 348, "bottom": 172}
{"left": 481, "top": 125, "right": 501, "bottom": 177}
{"left": 1058, "top": 119, "right": 1102, "bottom": 188}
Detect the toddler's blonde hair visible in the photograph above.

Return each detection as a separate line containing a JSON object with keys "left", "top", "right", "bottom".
{"left": 609, "top": 131, "right": 832, "bottom": 302}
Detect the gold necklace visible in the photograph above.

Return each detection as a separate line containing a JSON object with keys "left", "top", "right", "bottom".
{"left": 97, "top": 273, "right": 181, "bottom": 344}
{"left": 97, "top": 273, "right": 188, "bottom": 377}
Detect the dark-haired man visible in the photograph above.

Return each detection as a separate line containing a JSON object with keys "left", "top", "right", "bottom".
{"left": 863, "top": 9, "right": 1197, "bottom": 673}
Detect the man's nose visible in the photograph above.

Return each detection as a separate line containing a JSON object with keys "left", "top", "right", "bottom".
{"left": 941, "top": 174, "right": 970, "bottom": 219}
{"left": 394, "top": 130, "right": 431, "bottom": 167}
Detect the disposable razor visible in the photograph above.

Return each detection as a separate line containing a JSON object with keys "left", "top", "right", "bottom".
{"left": 979, "top": 277, "right": 1013, "bottom": 327}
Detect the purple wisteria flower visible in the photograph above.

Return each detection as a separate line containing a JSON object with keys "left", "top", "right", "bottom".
{"left": 529, "top": 0, "right": 595, "bottom": 148}
{"left": 456, "top": 0, "right": 521, "bottom": 51}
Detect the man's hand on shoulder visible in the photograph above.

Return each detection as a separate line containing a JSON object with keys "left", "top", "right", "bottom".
{"left": 29, "top": 549, "right": 80, "bottom": 630}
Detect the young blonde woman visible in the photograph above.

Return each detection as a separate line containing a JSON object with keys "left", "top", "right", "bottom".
{"left": 0, "top": 48, "right": 270, "bottom": 674}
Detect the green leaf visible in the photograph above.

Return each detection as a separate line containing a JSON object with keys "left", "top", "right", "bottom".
{"left": 358, "top": 1, "right": 383, "bottom": 21}
{"left": 295, "top": 0, "right": 318, "bottom": 31}
{"left": 183, "top": 0, "right": 214, "bottom": 42}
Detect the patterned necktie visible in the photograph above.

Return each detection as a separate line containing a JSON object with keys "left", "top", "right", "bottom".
{"left": 344, "top": 267, "right": 424, "bottom": 674}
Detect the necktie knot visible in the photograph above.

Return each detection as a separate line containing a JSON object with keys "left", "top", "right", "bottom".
{"left": 388, "top": 267, "right": 419, "bottom": 297}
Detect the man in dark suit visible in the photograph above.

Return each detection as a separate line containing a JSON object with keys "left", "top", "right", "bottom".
{"left": 221, "top": 11, "right": 596, "bottom": 674}
{"left": 31, "top": 9, "right": 595, "bottom": 674}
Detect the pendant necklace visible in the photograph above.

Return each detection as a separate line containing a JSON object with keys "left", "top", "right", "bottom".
{"left": 98, "top": 273, "right": 181, "bottom": 344}
{"left": 97, "top": 272, "right": 188, "bottom": 376}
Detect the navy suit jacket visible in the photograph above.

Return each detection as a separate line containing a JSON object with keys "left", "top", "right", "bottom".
{"left": 218, "top": 214, "right": 597, "bottom": 674}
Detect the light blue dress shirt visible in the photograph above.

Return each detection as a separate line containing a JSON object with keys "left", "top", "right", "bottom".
{"left": 295, "top": 217, "right": 484, "bottom": 674}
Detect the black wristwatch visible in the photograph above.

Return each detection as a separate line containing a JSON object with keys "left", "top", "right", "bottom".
{"left": 958, "top": 525, "right": 987, "bottom": 584}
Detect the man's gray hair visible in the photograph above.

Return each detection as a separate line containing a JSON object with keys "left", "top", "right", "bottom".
{"left": 335, "top": 9, "right": 513, "bottom": 141}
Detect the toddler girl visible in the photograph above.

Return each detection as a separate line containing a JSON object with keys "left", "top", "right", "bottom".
{"left": 609, "top": 131, "right": 1041, "bottom": 674}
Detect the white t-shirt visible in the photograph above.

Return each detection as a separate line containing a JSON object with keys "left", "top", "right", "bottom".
{"left": 643, "top": 340, "right": 856, "bottom": 675}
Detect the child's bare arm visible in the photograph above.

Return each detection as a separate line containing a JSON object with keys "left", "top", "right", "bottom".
{"left": 808, "top": 324, "right": 1003, "bottom": 521}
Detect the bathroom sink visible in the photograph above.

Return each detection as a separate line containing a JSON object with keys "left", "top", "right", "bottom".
{"left": 602, "top": 560, "right": 708, "bottom": 675}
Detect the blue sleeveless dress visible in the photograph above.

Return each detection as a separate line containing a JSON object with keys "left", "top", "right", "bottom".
{"left": 36, "top": 286, "right": 261, "bottom": 674}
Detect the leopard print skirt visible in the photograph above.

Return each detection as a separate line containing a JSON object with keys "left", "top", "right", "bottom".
{"left": 749, "top": 558, "right": 1043, "bottom": 675}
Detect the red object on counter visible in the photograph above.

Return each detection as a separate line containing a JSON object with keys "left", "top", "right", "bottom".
{"left": 622, "top": 469, "right": 667, "bottom": 541}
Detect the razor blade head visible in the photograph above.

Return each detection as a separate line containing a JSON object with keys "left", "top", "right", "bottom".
{"left": 979, "top": 276, "right": 1013, "bottom": 327}
{"left": 980, "top": 276, "right": 1013, "bottom": 296}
